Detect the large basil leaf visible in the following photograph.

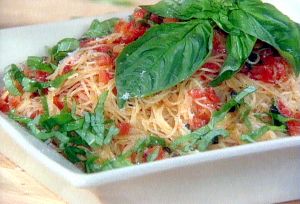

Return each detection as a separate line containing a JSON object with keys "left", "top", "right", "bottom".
{"left": 116, "top": 20, "right": 213, "bottom": 107}
{"left": 82, "top": 18, "right": 119, "bottom": 38}
{"left": 229, "top": 1, "right": 300, "bottom": 75}
{"left": 210, "top": 32, "right": 256, "bottom": 86}
{"left": 142, "top": 0, "right": 212, "bottom": 20}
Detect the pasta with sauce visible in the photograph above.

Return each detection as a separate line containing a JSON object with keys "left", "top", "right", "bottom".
{"left": 1, "top": 1, "right": 300, "bottom": 172}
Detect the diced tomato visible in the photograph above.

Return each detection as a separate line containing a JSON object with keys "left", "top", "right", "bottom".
{"left": 34, "top": 70, "right": 49, "bottom": 82}
{"left": 212, "top": 30, "right": 227, "bottom": 55}
{"left": 117, "top": 122, "right": 131, "bottom": 136}
{"left": 53, "top": 95, "right": 64, "bottom": 110}
{"left": 115, "top": 20, "right": 148, "bottom": 44}
{"left": 96, "top": 55, "right": 113, "bottom": 66}
{"left": 189, "top": 87, "right": 220, "bottom": 104}
{"left": 163, "top": 18, "right": 179, "bottom": 23}
{"left": 93, "top": 45, "right": 112, "bottom": 53}
{"left": 8, "top": 96, "right": 21, "bottom": 109}
{"left": 189, "top": 110, "right": 211, "bottom": 130}
{"left": 99, "top": 70, "right": 113, "bottom": 84}
{"left": 24, "top": 67, "right": 49, "bottom": 82}
{"left": 62, "top": 65, "right": 73, "bottom": 74}
{"left": 188, "top": 88, "right": 220, "bottom": 130}
{"left": 80, "top": 38, "right": 94, "bottom": 48}
{"left": 0, "top": 98, "right": 10, "bottom": 113}
{"left": 143, "top": 146, "right": 165, "bottom": 161}
{"left": 277, "top": 100, "right": 300, "bottom": 136}
{"left": 199, "top": 62, "right": 221, "bottom": 81}
{"left": 150, "top": 14, "right": 163, "bottom": 24}
{"left": 287, "top": 113, "right": 300, "bottom": 136}
{"left": 278, "top": 99, "right": 293, "bottom": 117}
{"left": 30, "top": 110, "right": 42, "bottom": 119}
{"left": 246, "top": 56, "right": 288, "bottom": 84}
{"left": 133, "top": 8, "right": 149, "bottom": 21}
{"left": 112, "top": 87, "right": 118, "bottom": 96}
{"left": 257, "top": 48, "right": 274, "bottom": 60}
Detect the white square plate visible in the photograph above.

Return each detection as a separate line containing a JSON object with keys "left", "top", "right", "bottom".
{"left": 0, "top": 1, "right": 300, "bottom": 204}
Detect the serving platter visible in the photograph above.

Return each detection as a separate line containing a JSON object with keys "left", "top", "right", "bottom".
{"left": 0, "top": 1, "right": 300, "bottom": 203}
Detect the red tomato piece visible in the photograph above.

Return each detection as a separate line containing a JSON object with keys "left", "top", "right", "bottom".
{"left": 62, "top": 65, "right": 73, "bottom": 74}
{"left": 0, "top": 98, "right": 10, "bottom": 113}
{"left": 133, "top": 8, "right": 149, "bottom": 20}
{"left": 287, "top": 113, "right": 300, "bottom": 136}
{"left": 99, "top": 70, "right": 113, "bottom": 84}
{"left": 212, "top": 30, "right": 227, "bottom": 55}
{"left": 277, "top": 99, "right": 293, "bottom": 117}
{"left": 36, "top": 71, "right": 49, "bottom": 82}
{"left": 80, "top": 38, "right": 94, "bottom": 48}
{"left": 189, "top": 110, "right": 211, "bottom": 130}
{"left": 188, "top": 88, "right": 220, "bottom": 130}
{"left": 150, "top": 14, "right": 163, "bottom": 24}
{"left": 163, "top": 18, "right": 179, "bottom": 23}
{"left": 93, "top": 44, "right": 112, "bottom": 53}
{"left": 112, "top": 87, "right": 118, "bottom": 96}
{"left": 277, "top": 100, "right": 300, "bottom": 136}
{"left": 30, "top": 110, "right": 42, "bottom": 119}
{"left": 53, "top": 95, "right": 64, "bottom": 110}
{"left": 247, "top": 56, "right": 288, "bottom": 84}
{"left": 143, "top": 146, "right": 165, "bottom": 162}
{"left": 24, "top": 67, "right": 49, "bottom": 82}
{"left": 96, "top": 55, "right": 113, "bottom": 66}
{"left": 117, "top": 122, "right": 131, "bottom": 136}
{"left": 114, "top": 20, "right": 148, "bottom": 44}
{"left": 189, "top": 87, "right": 220, "bottom": 104}
{"left": 8, "top": 96, "right": 21, "bottom": 109}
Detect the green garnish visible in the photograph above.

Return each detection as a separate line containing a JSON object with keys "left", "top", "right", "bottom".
{"left": 241, "top": 125, "right": 286, "bottom": 143}
{"left": 172, "top": 86, "right": 256, "bottom": 153}
{"left": 82, "top": 18, "right": 119, "bottom": 38}
{"left": 50, "top": 38, "right": 80, "bottom": 64}
{"left": 116, "top": 0, "right": 300, "bottom": 106}
{"left": 26, "top": 56, "right": 55, "bottom": 73}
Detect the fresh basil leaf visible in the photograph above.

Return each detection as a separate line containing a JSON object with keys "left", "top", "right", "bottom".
{"left": 172, "top": 86, "right": 256, "bottom": 151}
{"left": 116, "top": 20, "right": 213, "bottom": 107}
{"left": 61, "top": 119, "right": 84, "bottom": 132}
{"left": 142, "top": 0, "right": 212, "bottom": 20}
{"left": 26, "top": 56, "right": 54, "bottom": 73}
{"left": 91, "top": 92, "right": 108, "bottom": 145}
{"left": 146, "top": 146, "right": 160, "bottom": 162}
{"left": 229, "top": 1, "right": 300, "bottom": 75}
{"left": 41, "top": 113, "right": 74, "bottom": 130}
{"left": 64, "top": 146, "right": 86, "bottom": 163}
{"left": 21, "top": 78, "right": 43, "bottom": 93}
{"left": 197, "top": 129, "right": 229, "bottom": 151}
{"left": 210, "top": 86, "right": 256, "bottom": 127}
{"left": 51, "top": 38, "right": 80, "bottom": 63}
{"left": 103, "top": 124, "right": 119, "bottom": 145}
{"left": 99, "top": 156, "right": 132, "bottom": 171}
{"left": 41, "top": 96, "right": 49, "bottom": 117}
{"left": 142, "top": 0, "right": 236, "bottom": 20}
{"left": 133, "top": 135, "right": 166, "bottom": 153}
{"left": 3, "top": 64, "right": 24, "bottom": 96}
{"left": 241, "top": 125, "right": 286, "bottom": 143}
{"left": 83, "top": 18, "right": 119, "bottom": 38}
{"left": 85, "top": 156, "right": 101, "bottom": 173}
{"left": 48, "top": 71, "right": 74, "bottom": 88}
{"left": 239, "top": 103, "right": 252, "bottom": 131}
{"left": 8, "top": 110, "right": 32, "bottom": 125}
{"left": 210, "top": 32, "right": 256, "bottom": 86}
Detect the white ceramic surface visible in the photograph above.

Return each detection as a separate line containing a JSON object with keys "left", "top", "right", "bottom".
{"left": 0, "top": 1, "right": 300, "bottom": 204}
